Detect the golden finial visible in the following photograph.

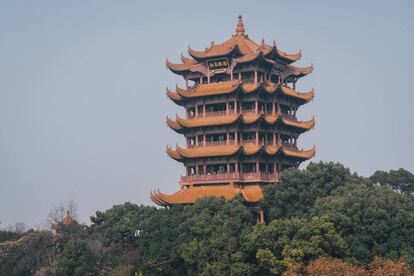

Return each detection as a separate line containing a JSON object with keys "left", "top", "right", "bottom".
{"left": 62, "top": 211, "right": 73, "bottom": 225}
{"left": 236, "top": 15, "right": 245, "bottom": 36}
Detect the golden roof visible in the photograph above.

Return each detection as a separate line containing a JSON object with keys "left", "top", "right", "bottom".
{"left": 233, "top": 52, "right": 275, "bottom": 66}
{"left": 242, "top": 113, "right": 261, "bottom": 124}
{"left": 174, "top": 113, "right": 240, "bottom": 128}
{"left": 242, "top": 82, "right": 261, "bottom": 93}
{"left": 282, "top": 116, "right": 315, "bottom": 130}
{"left": 176, "top": 80, "right": 240, "bottom": 98}
{"left": 187, "top": 17, "right": 300, "bottom": 62}
{"left": 264, "top": 145, "right": 280, "bottom": 156}
{"left": 264, "top": 114, "right": 279, "bottom": 124}
{"left": 279, "top": 85, "right": 314, "bottom": 102}
{"left": 51, "top": 211, "right": 73, "bottom": 229}
{"left": 167, "top": 114, "right": 314, "bottom": 132}
{"left": 242, "top": 144, "right": 262, "bottom": 155}
{"left": 62, "top": 211, "right": 73, "bottom": 225}
{"left": 165, "top": 89, "right": 183, "bottom": 106}
{"left": 150, "top": 183, "right": 263, "bottom": 206}
{"left": 166, "top": 117, "right": 183, "bottom": 132}
{"left": 167, "top": 144, "right": 316, "bottom": 161}
{"left": 176, "top": 144, "right": 240, "bottom": 158}
{"left": 286, "top": 63, "right": 314, "bottom": 78}
{"left": 262, "top": 40, "right": 302, "bottom": 63}
{"left": 282, "top": 145, "right": 316, "bottom": 159}
{"left": 166, "top": 81, "right": 314, "bottom": 103}
{"left": 166, "top": 146, "right": 183, "bottom": 161}
{"left": 166, "top": 16, "right": 301, "bottom": 74}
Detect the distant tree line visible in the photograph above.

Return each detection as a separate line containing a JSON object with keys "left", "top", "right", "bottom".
{"left": 0, "top": 161, "right": 413, "bottom": 275}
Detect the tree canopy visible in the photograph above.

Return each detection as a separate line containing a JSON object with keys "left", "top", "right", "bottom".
{"left": 1, "top": 161, "right": 414, "bottom": 275}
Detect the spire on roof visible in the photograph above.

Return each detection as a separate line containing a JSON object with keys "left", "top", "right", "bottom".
{"left": 62, "top": 211, "right": 73, "bottom": 225}
{"left": 236, "top": 15, "right": 245, "bottom": 36}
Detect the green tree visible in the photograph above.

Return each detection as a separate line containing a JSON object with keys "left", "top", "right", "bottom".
{"left": 245, "top": 216, "right": 348, "bottom": 275}
{"left": 177, "top": 197, "right": 255, "bottom": 276}
{"left": 0, "top": 231, "right": 54, "bottom": 276}
{"left": 312, "top": 182, "right": 414, "bottom": 267}
{"left": 370, "top": 168, "right": 414, "bottom": 196}
{"left": 262, "top": 162, "right": 361, "bottom": 220}
{"left": 89, "top": 202, "right": 187, "bottom": 275}
{"left": 57, "top": 239, "right": 97, "bottom": 276}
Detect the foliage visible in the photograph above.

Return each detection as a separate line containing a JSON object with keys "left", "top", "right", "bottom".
{"left": 56, "top": 239, "right": 97, "bottom": 276}
{"left": 245, "top": 216, "right": 348, "bottom": 274}
{"left": 370, "top": 168, "right": 414, "bottom": 196}
{"left": 176, "top": 197, "right": 254, "bottom": 276}
{"left": 262, "top": 162, "right": 361, "bottom": 220}
{"left": 1, "top": 162, "right": 414, "bottom": 275}
{"left": 312, "top": 183, "right": 414, "bottom": 266}
{"left": 286, "top": 257, "right": 412, "bottom": 276}
{"left": 0, "top": 230, "right": 22, "bottom": 243}
{"left": 0, "top": 231, "right": 54, "bottom": 276}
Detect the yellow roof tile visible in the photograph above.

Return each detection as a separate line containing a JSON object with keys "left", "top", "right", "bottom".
{"left": 176, "top": 114, "right": 240, "bottom": 128}
{"left": 282, "top": 116, "right": 315, "bottom": 130}
{"left": 176, "top": 80, "right": 240, "bottom": 98}
{"left": 150, "top": 184, "right": 264, "bottom": 206}
{"left": 176, "top": 145, "right": 241, "bottom": 158}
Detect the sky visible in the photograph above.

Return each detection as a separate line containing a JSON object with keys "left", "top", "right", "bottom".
{"left": 0, "top": 1, "right": 413, "bottom": 228}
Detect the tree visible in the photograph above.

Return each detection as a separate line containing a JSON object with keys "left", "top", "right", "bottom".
{"left": 56, "top": 240, "right": 97, "bottom": 276}
{"left": 368, "top": 257, "right": 412, "bottom": 275}
{"left": 262, "top": 162, "right": 361, "bottom": 220}
{"left": 89, "top": 202, "right": 185, "bottom": 275}
{"left": 177, "top": 197, "right": 255, "bottom": 276}
{"left": 285, "top": 257, "right": 412, "bottom": 276}
{"left": 245, "top": 216, "right": 348, "bottom": 275}
{"left": 0, "top": 231, "right": 54, "bottom": 276}
{"left": 370, "top": 168, "right": 414, "bottom": 196}
{"left": 311, "top": 182, "right": 414, "bottom": 267}
{"left": 48, "top": 199, "right": 79, "bottom": 227}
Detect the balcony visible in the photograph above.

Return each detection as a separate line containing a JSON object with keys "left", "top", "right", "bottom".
{"left": 187, "top": 140, "right": 296, "bottom": 149}
{"left": 187, "top": 110, "right": 235, "bottom": 119}
{"left": 205, "top": 140, "right": 228, "bottom": 147}
{"left": 179, "top": 172, "right": 279, "bottom": 185}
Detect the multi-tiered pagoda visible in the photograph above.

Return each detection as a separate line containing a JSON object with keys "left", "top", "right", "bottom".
{"left": 151, "top": 16, "right": 315, "bottom": 208}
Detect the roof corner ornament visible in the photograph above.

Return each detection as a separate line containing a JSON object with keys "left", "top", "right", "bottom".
{"left": 236, "top": 15, "right": 245, "bottom": 36}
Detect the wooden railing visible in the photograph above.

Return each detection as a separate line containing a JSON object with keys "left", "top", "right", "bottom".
{"left": 204, "top": 110, "right": 227, "bottom": 117}
{"left": 188, "top": 110, "right": 235, "bottom": 119}
{"left": 180, "top": 172, "right": 278, "bottom": 183}
{"left": 205, "top": 140, "right": 227, "bottom": 147}
{"left": 186, "top": 140, "right": 296, "bottom": 148}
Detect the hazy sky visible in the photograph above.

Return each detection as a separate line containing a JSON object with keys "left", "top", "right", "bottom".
{"left": 1, "top": 1, "right": 413, "bottom": 227}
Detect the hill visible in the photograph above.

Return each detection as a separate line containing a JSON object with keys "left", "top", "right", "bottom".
{"left": 1, "top": 161, "right": 413, "bottom": 275}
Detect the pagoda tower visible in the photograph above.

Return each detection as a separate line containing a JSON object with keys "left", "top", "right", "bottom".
{"left": 151, "top": 16, "right": 315, "bottom": 207}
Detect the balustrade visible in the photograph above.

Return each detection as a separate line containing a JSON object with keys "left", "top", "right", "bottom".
{"left": 187, "top": 139, "right": 282, "bottom": 148}
{"left": 205, "top": 140, "right": 227, "bottom": 147}
{"left": 180, "top": 172, "right": 278, "bottom": 183}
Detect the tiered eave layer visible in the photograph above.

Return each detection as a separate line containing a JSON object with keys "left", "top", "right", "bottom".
{"left": 166, "top": 145, "right": 316, "bottom": 161}
{"left": 167, "top": 81, "right": 314, "bottom": 104}
{"left": 167, "top": 114, "right": 315, "bottom": 133}
{"left": 150, "top": 184, "right": 263, "bottom": 206}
